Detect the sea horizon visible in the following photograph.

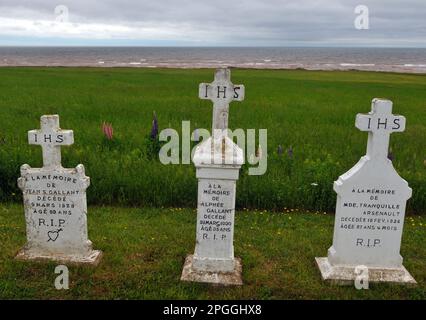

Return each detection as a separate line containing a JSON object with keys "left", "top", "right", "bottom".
{"left": 1, "top": 46, "right": 425, "bottom": 73}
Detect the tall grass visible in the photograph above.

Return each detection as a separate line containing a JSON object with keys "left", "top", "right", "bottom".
{"left": 0, "top": 67, "right": 425, "bottom": 213}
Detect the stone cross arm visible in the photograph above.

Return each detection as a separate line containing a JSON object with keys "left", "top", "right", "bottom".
{"left": 198, "top": 68, "right": 245, "bottom": 133}
{"left": 355, "top": 98, "right": 406, "bottom": 160}
{"left": 28, "top": 115, "right": 74, "bottom": 168}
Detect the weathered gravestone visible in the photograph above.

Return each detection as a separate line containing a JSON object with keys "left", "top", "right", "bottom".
{"left": 16, "top": 115, "right": 102, "bottom": 266}
{"left": 181, "top": 68, "right": 245, "bottom": 285}
{"left": 316, "top": 98, "right": 416, "bottom": 285}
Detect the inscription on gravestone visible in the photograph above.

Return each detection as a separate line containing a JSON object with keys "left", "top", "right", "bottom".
{"left": 316, "top": 99, "right": 416, "bottom": 285}
{"left": 181, "top": 68, "right": 244, "bottom": 285}
{"left": 16, "top": 115, "right": 102, "bottom": 266}
{"left": 199, "top": 68, "right": 245, "bottom": 135}
{"left": 197, "top": 180, "right": 235, "bottom": 265}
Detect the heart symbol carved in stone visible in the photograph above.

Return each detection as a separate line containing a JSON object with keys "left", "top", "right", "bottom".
{"left": 47, "top": 228, "right": 63, "bottom": 242}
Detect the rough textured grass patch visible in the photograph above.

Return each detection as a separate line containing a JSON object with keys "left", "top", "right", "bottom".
{"left": 0, "top": 67, "right": 425, "bottom": 213}
{"left": 0, "top": 204, "right": 425, "bottom": 299}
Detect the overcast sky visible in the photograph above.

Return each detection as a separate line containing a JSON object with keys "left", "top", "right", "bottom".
{"left": 0, "top": 0, "right": 425, "bottom": 47}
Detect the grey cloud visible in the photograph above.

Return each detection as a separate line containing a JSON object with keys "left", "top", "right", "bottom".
{"left": 0, "top": 0, "right": 425, "bottom": 46}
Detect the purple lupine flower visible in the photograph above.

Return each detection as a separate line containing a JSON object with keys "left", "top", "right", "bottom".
{"left": 287, "top": 146, "right": 293, "bottom": 158}
{"left": 277, "top": 145, "right": 283, "bottom": 156}
{"left": 150, "top": 111, "right": 158, "bottom": 139}
{"left": 102, "top": 122, "right": 114, "bottom": 140}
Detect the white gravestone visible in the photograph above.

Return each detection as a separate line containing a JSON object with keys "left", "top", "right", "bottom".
{"left": 181, "top": 68, "right": 244, "bottom": 285}
{"left": 16, "top": 115, "right": 102, "bottom": 266}
{"left": 316, "top": 99, "right": 416, "bottom": 285}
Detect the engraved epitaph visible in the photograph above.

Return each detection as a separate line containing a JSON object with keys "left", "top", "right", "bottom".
{"left": 316, "top": 99, "right": 416, "bottom": 285}
{"left": 181, "top": 69, "right": 244, "bottom": 285}
{"left": 16, "top": 115, "right": 102, "bottom": 266}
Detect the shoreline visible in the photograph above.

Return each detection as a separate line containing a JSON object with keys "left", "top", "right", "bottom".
{"left": 2, "top": 47, "right": 425, "bottom": 74}
{"left": 1, "top": 64, "right": 426, "bottom": 75}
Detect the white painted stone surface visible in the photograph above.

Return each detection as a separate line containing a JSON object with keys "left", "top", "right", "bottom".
{"left": 316, "top": 99, "right": 416, "bottom": 285}
{"left": 193, "top": 135, "right": 244, "bottom": 167}
{"left": 181, "top": 68, "right": 244, "bottom": 285}
{"left": 193, "top": 170, "right": 238, "bottom": 272}
{"left": 199, "top": 68, "right": 245, "bottom": 136}
{"left": 16, "top": 115, "right": 102, "bottom": 266}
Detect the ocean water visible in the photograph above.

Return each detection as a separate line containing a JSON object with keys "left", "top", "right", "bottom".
{"left": 0, "top": 47, "right": 425, "bottom": 73}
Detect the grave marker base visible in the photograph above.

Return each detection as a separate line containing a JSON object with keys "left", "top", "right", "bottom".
{"left": 181, "top": 255, "right": 243, "bottom": 286}
{"left": 15, "top": 248, "right": 103, "bottom": 267}
{"left": 315, "top": 257, "right": 416, "bottom": 286}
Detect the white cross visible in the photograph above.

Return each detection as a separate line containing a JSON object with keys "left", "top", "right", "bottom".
{"left": 28, "top": 115, "right": 74, "bottom": 168}
{"left": 199, "top": 68, "right": 245, "bottom": 137}
{"left": 355, "top": 98, "right": 406, "bottom": 160}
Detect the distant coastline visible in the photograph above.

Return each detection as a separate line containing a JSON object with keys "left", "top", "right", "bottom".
{"left": 1, "top": 47, "right": 425, "bottom": 74}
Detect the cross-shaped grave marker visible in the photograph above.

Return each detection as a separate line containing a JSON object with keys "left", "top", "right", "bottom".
{"left": 28, "top": 115, "right": 74, "bottom": 168}
{"left": 355, "top": 98, "right": 405, "bottom": 160}
{"left": 182, "top": 69, "right": 245, "bottom": 286}
{"left": 16, "top": 114, "right": 102, "bottom": 266}
{"left": 199, "top": 68, "right": 245, "bottom": 136}
{"left": 315, "top": 98, "right": 415, "bottom": 285}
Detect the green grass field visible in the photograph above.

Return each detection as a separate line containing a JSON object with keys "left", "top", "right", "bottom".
{"left": 0, "top": 67, "right": 425, "bottom": 213}
{"left": 0, "top": 204, "right": 425, "bottom": 299}
{"left": 0, "top": 68, "right": 425, "bottom": 299}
